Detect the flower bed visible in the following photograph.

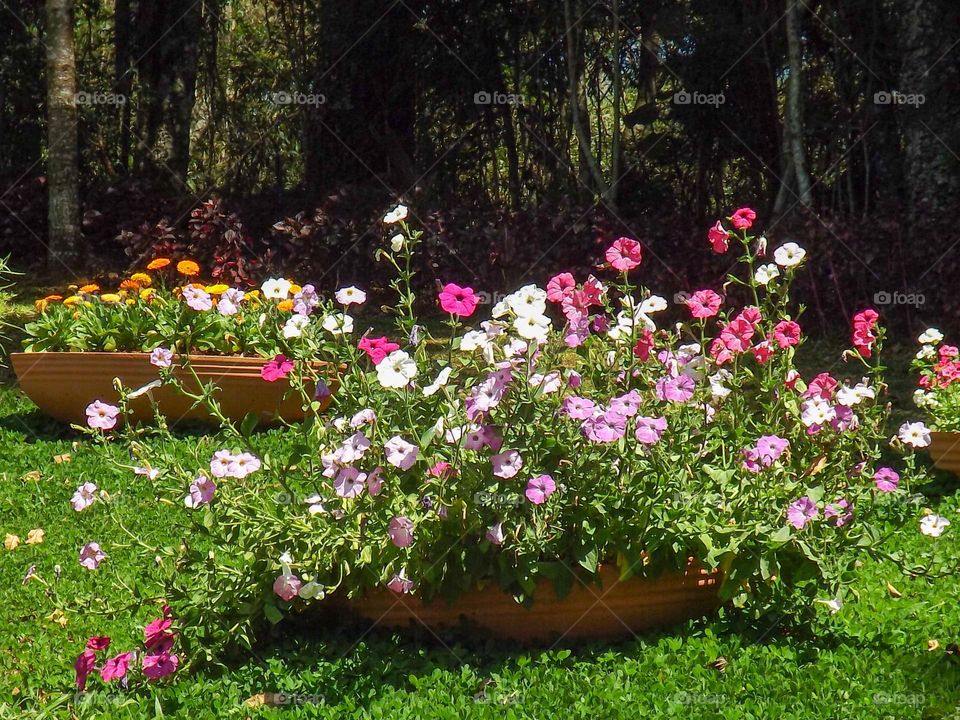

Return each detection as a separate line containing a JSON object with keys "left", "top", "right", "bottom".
{"left": 58, "top": 204, "right": 946, "bottom": 682}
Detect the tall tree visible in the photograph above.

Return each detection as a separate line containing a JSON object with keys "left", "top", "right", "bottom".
{"left": 45, "top": 0, "right": 81, "bottom": 267}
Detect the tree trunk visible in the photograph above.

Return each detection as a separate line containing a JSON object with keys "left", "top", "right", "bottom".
{"left": 114, "top": 0, "right": 132, "bottom": 172}
{"left": 606, "top": 0, "right": 623, "bottom": 209}
{"left": 45, "top": 0, "right": 82, "bottom": 268}
{"left": 898, "top": 0, "right": 960, "bottom": 232}
{"left": 784, "top": 0, "right": 812, "bottom": 207}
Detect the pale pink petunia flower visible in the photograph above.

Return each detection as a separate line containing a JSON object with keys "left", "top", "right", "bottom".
{"left": 334, "top": 467, "right": 366, "bottom": 498}
{"left": 150, "top": 347, "right": 173, "bottom": 368}
{"left": 635, "top": 416, "right": 667, "bottom": 445}
{"left": 388, "top": 516, "right": 414, "bottom": 547}
{"left": 184, "top": 475, "right": 216, "bottom": 508}
{"left": 79, "top": 542, "right": 106, "bottom": 570}
{"left": 273, "top": 572, "right": 302, "bottom": 601}
{"left": 86, "top": 400, "right": 120, "bottom": 430}
{"left": 486, "top": 521, "right": 506, "bottom": 545}
{"left": 228, "top": 452, "right": 261, "bottom": 479}
{"left": 787, "top": 497, "right": 818, "bottom": 529}
{"left": 387, "top": 569, "right": 414, "bottom": 593}
{"left": 71, "top": 482, "right": 97, "bottom": 511}
{"left": 384, "top": 436, "right": 419, "bottom": 470}
{"left": 491, "top": 450, "right": 523, "bottom": 478}
{"left": 525, "top": 475, "right": 557, "bottom": 505}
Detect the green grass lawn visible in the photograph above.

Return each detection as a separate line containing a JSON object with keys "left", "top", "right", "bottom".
{"left": 1, "top": 336, "right": 959, "bottom": 718}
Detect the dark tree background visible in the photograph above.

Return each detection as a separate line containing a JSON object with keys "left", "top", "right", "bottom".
{"left": 1, "top": 0, "right": 959, "bottom": 330}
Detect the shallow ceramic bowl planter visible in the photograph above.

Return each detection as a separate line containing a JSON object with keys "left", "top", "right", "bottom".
{"left": 337, "top": 562, "right": 722, "bottom": 643}
{"left": 927, "top": 431, "right": 960, "bottom": 476}
{"left": 10, "top": 352, "right": 337, "bottom": 426}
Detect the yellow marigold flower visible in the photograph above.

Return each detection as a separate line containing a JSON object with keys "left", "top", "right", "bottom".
{"left": 126, "top": 299, "right": 136, "bottom": 305}
{"left": 176, "top": 259, "right": 200, "bottom": 277}
{"left": 140, "top": 288, "right": 157, "bottom": 301}
{"left": 289, "top": 284, "right": 303, "bottom": 295}
{"left": 130, "top": 272, "right": 152, "bottom": 286}
{"left": 277, "top": 299, "right": 294, "bottom": 312}
{"left": 147, "top": 258, "right": 171, "bottom": 270}
{"left": 78, "top": 284, "right": 100, "bottom": 294}
{"left": 205, "top": 284, "right": 229, "bottom": 295}
{"left": 63, "top": 295, "right": 82, "bottom": 307}
{"left": 101, "top": 293, "right": 122, "bottom": 304}
{"left": 246, "top": 290, "right": 261, "bottom": 300}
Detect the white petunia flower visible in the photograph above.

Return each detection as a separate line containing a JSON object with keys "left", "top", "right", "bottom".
{"left": 506, "top": 285, "right": 547, "bottom": 318}
{"left": 801, "top": 398, "right": 836, "bottom": 427}
{"left": 754, "top": 263, "right": 780, "bottom": 286}
{"left": 897, "top": 421, "right": 931, "bottom": 448}
{"left": 283, "top": 314, "right": 311, "bottom": 338}
{"left": 639, "top": 295, "right": 668, "bottom": 314}
{"left": 322, "top": 313, "right": 354, "bottom": 335}
{"left": 836, "top": 382, "right": 875, "bottom": 407}
{"left": 913, "top": 389, "right": 939, "bottom": 409}
{"left": 513, "top": 314, "right": 550, "bottom": 342}
{"left": 335, "top": 286, "right": 366, "bottom": 306}
{"left": 920, "top": 514, "right": 950, "bottom": 537}
{"left": 390, "top": 233, "right": 405, "bottom": 252}
{"left": 918, "top": 329, "right": 943, "bottom": 345}
{"left": 773, "top": 242, "right": 806, "bottom": 268}
{"left": 916, "top": 345, "right": 936, "bottom": 360}
{"left": 261, "top": 278, "right": 292, "bottom": 299}
{"left": 377, "top": 350, "right": 418, "bottom": 389}
{"left": 383, "top": 204, "right": 408, "bottom": 224}
{"left": 423, "top": 367, "right": 453, "bottom": 396}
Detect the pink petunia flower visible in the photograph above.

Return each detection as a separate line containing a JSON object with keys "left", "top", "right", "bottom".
{"left": 358, "top": 336, "right": 400, "bottom": 365}
{"left": 635, "top": 416, "right": 667, "bottom": 445}
{"left": 772, "top": 320, "right": 801, "bottom": 348}
{"left": 824, "top": 498, "right": 853, "bottom": 527}
{"left": 150, "top": 347, "right": 173, "bottom": 368}
{"left": 655, "top": 375, "right": 695, "bottom": 403}
{"left": 874, "top": 467, "right": 900, "bottom": 492}
{"left": 71, "top": 482, "right": 97, "bottom": 512}
{"left": 387, "top": 570, "right": 415, "bottom": 593}
{"left": 228, "top": 452, "right": 261, "bottom": 479}
{"left": 562, "top": 396, "right": 596, "bottom": 420}
{"left": 209, "top": 449, "right": 234, "bottom": 478}
{"left": 388, "top": 516, "right": 414, "bottom": 547}
{"left": 273, "top": 572, "right": 302, "bottom": 602}
{"left": 546, "top": 273, "right": 576, "bottom": 303}
{"left": 730, "top": 207, "right": 757, "bottom": 230}
{"left": 719, "top": 317, "right": 755, "bottom": 352}
{"left": 687, "top": 289, "right": 723, "bottom": 318}
{"left": 384, "top": 436, "right": 419, "bottom": 470}
{"left": 605, "top": 237, "right": 643, "bottom": 272}
{"left": 582, "top": 410, "right": 627, "bottom": 443}
{"left": 261, "top": 354, "right": 294, "bottom": 382}
{"left": 184, "top": 475, "right": 216, "bottom": 508}
{"left": 334, "top": 467, "right": 366, "bottom": 498}
{"left": 438, "top": 283, "right": 479, "bottom": 317}
{"left": 366, "top": 467, "right": 385, "bottom": 496}
{"left": 708, "top": 221, "right": 730, "bottom": 253}
{"left": 86, "top": 400, "right": 120, "bottom": 431}
{"left": 609, "top": 390, "right": 642, "bottom": 418}
{"left": 525, "top": 474, "right": 557, "bottom": 505}
{"left": 491, "top": 450, "right": 523, "bottom": 478}
{"left": 787, "top": 496, "right": 819, "bottom": 529}
{"left": 86, "top": 636, "right": 111, "bottom": 652}
{"left": 79, "top": 542, "right": 105, "bottom": 570}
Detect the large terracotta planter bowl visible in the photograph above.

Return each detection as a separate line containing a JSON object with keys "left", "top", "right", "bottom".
{"left": 928, "top": 431, "right": 960, "bottom": 475}
{"left": 340, "top": 562, "right": 722, "bottom": 642}
{"left": 10, "top": 352, "right": 336, "bottom": 426}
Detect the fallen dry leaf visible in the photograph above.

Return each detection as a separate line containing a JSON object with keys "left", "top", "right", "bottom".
{"left": 928, "top": 639, "right": 940, "bottom": 652}
{"left": 26, "top": 529, "right": 44, "bottom": 545}
{"left": 886, "top": 582, "right": 902, "bottom": 598}
{"left": 706, "top": 656, "right": 728, "bottom": 672}
{"left": 46, "top": 609, "right": 68, "bottom": 628}
{"left": 21, "top": 471, "right": 41, "bottom": 482}
{"left": 245, "top": 694, "right": 267, "bottom": 709}
{"left": 53, "top": 454, "right": 71, "bottom": 464}
{"left": 4, "top": 534, "right": 20, "bottom": 551}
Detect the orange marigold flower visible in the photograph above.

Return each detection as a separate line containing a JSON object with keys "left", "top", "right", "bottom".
{"left": 35, "top": 293, "right": 64, "bottom": 311}
{"left": 176, "top": 260, "right": 200, "bottom": 276}
{"left": 277, "top": 299, "right": 295, "bottom": 312}
{"left": 147, "top": 258, "right": 171, "bottom": 270}
{"left": 119, "top": 279, "right": 140, "bottom": 291}
{"left": 78, "top": 284, "right": 100, "bottom": 294}
{"left": 130, "top": 272, "right": 152, "bottom": 286}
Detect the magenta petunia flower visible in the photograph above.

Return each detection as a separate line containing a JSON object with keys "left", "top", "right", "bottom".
{"left": 787, "top": 496, "right": 819, "bottom": 529}
{"left": 491, "top": 449, "right": 523, "bottom": 478}
{"left": 388, "top": 516, "right": 414, "bottom": 547}
{"left": 772, "top": 320, "right": 801, "bottom": 348}
{"left": 100, "top": 651, "right": 133, "bottom": 683}
{"left": 86, "top": 400, "right": 120, "bottom": 430}
{"left": 142, "top": 651, "right": 180, "bottom": 680}
{"left": 86, "top": 636, "right": 111, "bottom": 652}
{"left": 74, "top": 649, "right": 96, "bottom": 690}
{"left": 731, "top": 206, "right": 757, "bottom": 230}
{"left": 387, "top": 570, "right": 414, "bottom": 593}
{"left": 874, "top": 467, "right": 900, "bottom": 492}
{"left": 546, "top": 273, "right": 576, "bottom": 303}
{"left": 604, "top": 237, "right": 642, "bottom": 272}
{"left": 438, "top": 283, "right": 479, "bottom": 317}
{"left": 79, "top": 542, "right": 105, "bottom": 570}
{"left": 687, "top": 289, "right": 723, "bottom": 319}
{"left": 143, "top": 614, "right": 173, "bottom": 649}
{"left": 707, "top": 221, "right": 730, "bottom": 253}
{"left": 525, "top": 474, "right": 557, "bottom": 505}
{"left": 261, "top": 354, "right": 294, "bottom": 382}
{"left": 358, "top": 336, "right": 400, "bottom": 365}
